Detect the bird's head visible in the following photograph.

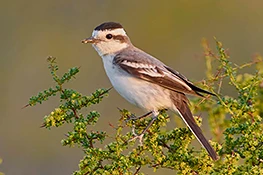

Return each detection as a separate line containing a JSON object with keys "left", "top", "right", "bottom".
{"left": 82, "top": 22, "right": 131, "bottom": 56}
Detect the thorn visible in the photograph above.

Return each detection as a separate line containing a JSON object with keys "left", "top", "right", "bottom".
{"left": 40, "top": 123, "right": 46, "bottom": 128}
{"left": 108, "top": 122, "right": 116, "bottom": 129}
{"left": 117, "top": 107, "right": 122, "bottom": 111}
{"left": 22, "top": 104, "right": 30, "bottom": 109}
{"left": 197, "top": 114, "right": 202, "bottom": 119}
{"left": 107, "top": 87, "right": 113, "bottom": 92}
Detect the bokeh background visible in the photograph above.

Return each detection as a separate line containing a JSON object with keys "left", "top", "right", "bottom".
{"left": 1, "top": 1, "right": 263, "bottom": 174}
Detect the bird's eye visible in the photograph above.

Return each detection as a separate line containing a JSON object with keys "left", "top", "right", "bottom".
{"left": 106, "top": 34, "right": 113, "bottom": 39}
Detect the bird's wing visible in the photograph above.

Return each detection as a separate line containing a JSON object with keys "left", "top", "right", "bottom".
{"left": 113, "top": 48, "right": 214, "bottom": 96}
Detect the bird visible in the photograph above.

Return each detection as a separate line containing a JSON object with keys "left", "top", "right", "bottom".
{"left": 82, "top": 22, "right": 218, "bottom": 160}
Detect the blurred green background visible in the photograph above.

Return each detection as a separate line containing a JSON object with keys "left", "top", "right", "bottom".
{"left": 1, "top": 1, "right": 262, "bottom": 174}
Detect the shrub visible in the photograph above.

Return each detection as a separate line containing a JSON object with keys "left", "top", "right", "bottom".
{"left": 27, "top": 39, "right": 263, "bottom": 174}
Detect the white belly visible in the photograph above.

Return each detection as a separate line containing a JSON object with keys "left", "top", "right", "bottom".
{"left": 102, "top": 55, "right": 172, "bottom": 111}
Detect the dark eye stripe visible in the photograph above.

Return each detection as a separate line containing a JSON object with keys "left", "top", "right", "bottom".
{"left": 112, "top": 35, "right": 127, "bottom": 43}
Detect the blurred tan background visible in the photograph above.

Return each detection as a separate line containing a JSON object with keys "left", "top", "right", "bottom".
{"left": 1, "top": 1, "right": 262, "bottom": 174}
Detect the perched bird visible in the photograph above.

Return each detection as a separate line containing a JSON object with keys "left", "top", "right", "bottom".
{"left": 82, "top": 22, "right": 218, "bottom": 160}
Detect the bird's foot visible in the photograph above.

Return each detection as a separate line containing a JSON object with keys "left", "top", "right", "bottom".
{"left": 128, "top": 126, "right": 144, "bottom": 146}
{"left": 127, "top": 111, "right": 159, "bottom": 146}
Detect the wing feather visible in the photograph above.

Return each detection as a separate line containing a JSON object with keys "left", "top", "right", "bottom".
{"left": 113, "top": 47, "right": 215, "bottom": 96}
{"left": 114, "top": 50, "right": 194, "bottom": 94}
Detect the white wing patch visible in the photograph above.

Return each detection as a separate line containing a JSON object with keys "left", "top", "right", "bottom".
{"left": 122, "top": 60, "right": 154, "bottom": 69}
{"left": 120, "top": 59, "right": 192, "bottom": 90}
{"left": 122, "top": 60, "right": 164, "bottom": 77}
{"left": 138, "top": 69, "right": 164, "bottom": 77}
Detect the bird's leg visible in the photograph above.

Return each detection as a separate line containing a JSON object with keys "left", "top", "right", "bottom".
{"left": 126, "top": 111, "right": 152, "bottom": 122}
{"left": 129, "top": 110, "right": 159, "bottom": 146}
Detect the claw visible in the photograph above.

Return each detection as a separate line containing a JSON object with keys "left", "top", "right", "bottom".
{"left": 130, "top": 134, "right": 144, "bottom": 146}
{"left": 129, "top": 125, "right": 145, "bottom": 146}
{"left": 127, "top": 110, "right": 159, "bottom": 146}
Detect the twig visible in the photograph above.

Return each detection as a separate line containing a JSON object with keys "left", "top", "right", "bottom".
{"left": 133, "top": 166, "right": 141, "bottom": 175}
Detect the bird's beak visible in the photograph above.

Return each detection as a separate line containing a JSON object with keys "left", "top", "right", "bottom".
{"left": 81, "top": 37, "right": 95, "bottom": 44}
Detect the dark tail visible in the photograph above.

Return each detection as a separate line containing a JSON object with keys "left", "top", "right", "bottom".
{"left": 170, "top": 92, "right": 218, "bottom": 160}
{"left": 188, "top": 83, "right": 216, "bottom": 97}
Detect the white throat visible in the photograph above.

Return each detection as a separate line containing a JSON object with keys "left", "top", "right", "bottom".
{"left": 92, "top": 42, "right": 128, "bottom": 57}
